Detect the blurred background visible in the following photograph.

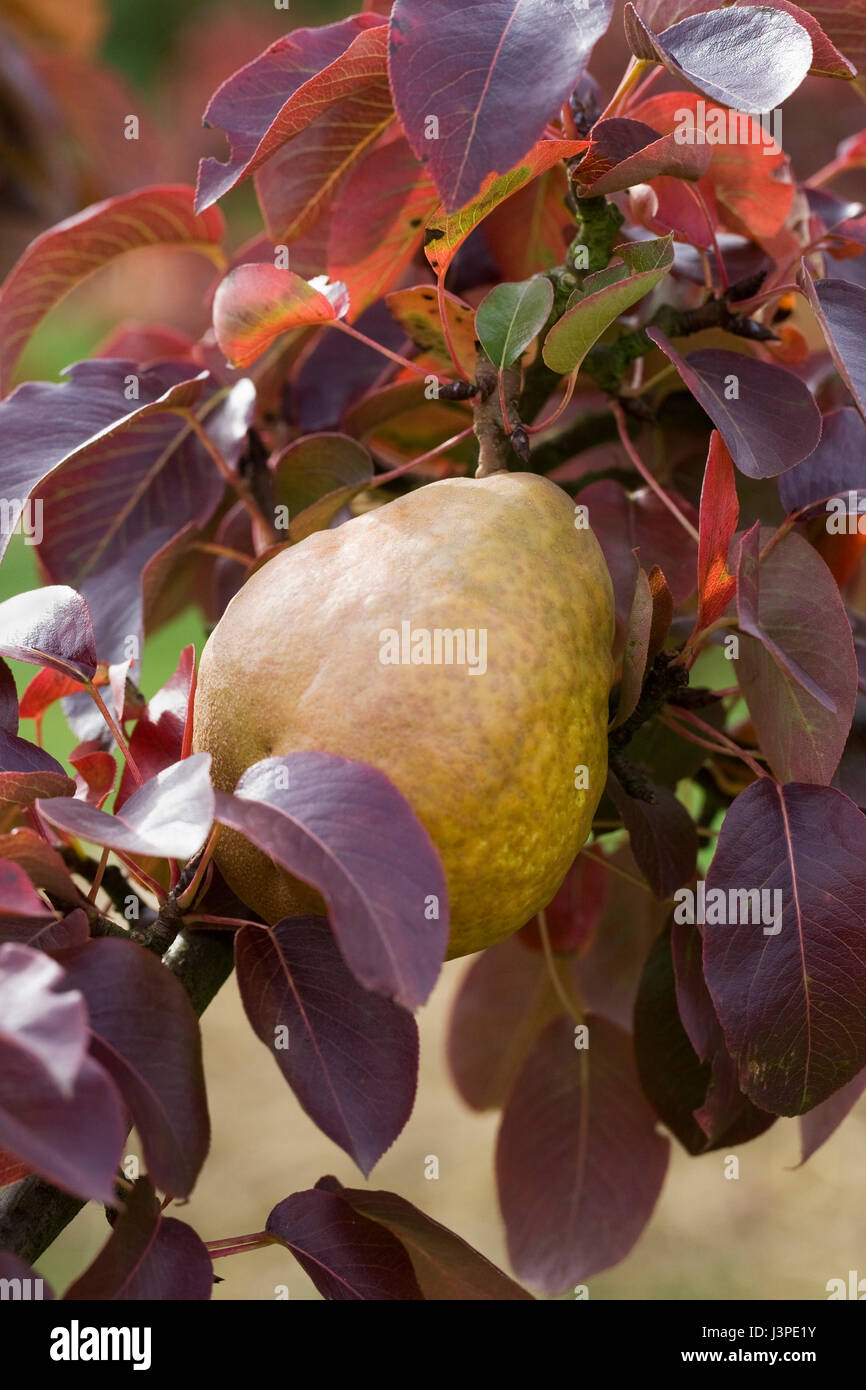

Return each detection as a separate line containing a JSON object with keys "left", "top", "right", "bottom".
{"left": 0, "top": 0, "right": 864, "bottom": 1299}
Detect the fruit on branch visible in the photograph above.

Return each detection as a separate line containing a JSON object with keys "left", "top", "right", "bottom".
{"left": 193, "top": 472, "right": 614, "bottom": 957}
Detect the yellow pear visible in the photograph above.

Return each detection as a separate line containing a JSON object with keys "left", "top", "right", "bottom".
{"left": 192, "top": 470, "right": 614, "bottom": 957}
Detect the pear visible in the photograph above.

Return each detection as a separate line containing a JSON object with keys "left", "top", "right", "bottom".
{"left": 192, "top": 471, "right": 614, "bottom": 957}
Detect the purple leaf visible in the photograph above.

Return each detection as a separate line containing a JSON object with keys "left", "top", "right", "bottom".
{"left": 624, "top": 3, "right": 813, "bottom": 113}
{"left": 648, "top": 330, "right": 822, "bottom": 478}
{"left": 64, "top": 1176, "right": 161, "bottom": 1299}
{"left": 334, "top": 1186, "right": 533, "bottom": 1298}
{"left": 51, "top": 938, "right": 209, "bottom": 1199}
{"left": 38, "top": 754, "right": 214, "bottom": 859}
{"left": 799, "top": 273, "right": 866, "bottom": 417}
{"left": 0, "top": 943, "right": 88, "bottom": 1092}
{"left": 798, "top": 1067, "right": 866, "bottom": 1164}
{"left": 578, "top": 480, "right": 697, "bottom": 649}
{"left": 215, "top": 753, "right": 448, "bottom": 1010}
{"left": 235, "top": 917, "right": 418, "bottom": 1176}
{"left": 778, "top": 408, "right": 866, "bottom": 516}
{"left": 0, "top": 1254, "right": 53, "bottom": 1299}
{"left": 267, "top": 1187, "right": 423, "bottom": 1299}
{"left": 607, "top": 772, "right": 698, "bottom": 897}
{"left": 736, "top": 528, "right": 857, "bottom": 783}
{"left": 31, "top": 910, "right": 90, "bottom": 954}
{"left": 0, "top": 586, "right": 96, "bottom": 680}
{"left": 574, "top": 116, "right": 711, "bottom": 196}
{"left": 196, "top": 15, "right": 388, "bottom": 212}
{"left": 447, "top": 936, "right": 565, "bottom": 1112}
{"left": 0, "top": 728, "right": 74, "bottom": 805}
{"left": 0, "top": 861, "right": 56, "bottom": 943}
{"left": 0, "top": 945, "right": 125, "bottom": 1203}
{"left": 496, "top": 1014, "right": 669, "bottom": 1292}
{"left": 611, "top": 568, "right": 653, "bottom": 729}
{"left": 112, "top": 1217, "right": 213, "bottom": 1301}
{"left": 704, "top": 779, "right": 866, "bottom": 1114}
{"left": 388, "top": 0, "right": 614, "bottom": 211}
{"left": 0, "top": 658, "right": 18, "bottom": 731}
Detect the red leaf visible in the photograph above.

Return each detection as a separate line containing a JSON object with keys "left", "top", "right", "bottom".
{"left": 69, "top": 741, "right": 116, "bottom": 808}
{"left": 0, "top": 186, "right": 225, "bottom": 393}
{"left": 116, "top": 646, "right": 196, "bottom": 809}
{"left": 196, "top": 16, "right": 389, "bottom": 214}
{"left": 423, "top": 139, "right": 588, "bottom": 279}
{"left": 328, "top": 136, "right": 439, "bottom": 319}
{"left": 19, "top": 667, "right": 87, "bottom": 720}
{"left": 213, "top": 266, "right": 349, "bottom": 368}
{"left": 697, "top": 431, "right": 739, "bottom": 630}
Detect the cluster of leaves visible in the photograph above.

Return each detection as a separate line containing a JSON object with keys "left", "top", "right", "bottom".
{"left": 2, "top": 0, "right": 866, "bottom": 1299}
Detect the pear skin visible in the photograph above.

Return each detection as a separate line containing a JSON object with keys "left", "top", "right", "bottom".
{"left": 193, "top": 471, "right": 614, "bottom": 957}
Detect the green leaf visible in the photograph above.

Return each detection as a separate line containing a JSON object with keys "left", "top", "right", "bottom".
{"left": 271, "top": 433, "right": 372, "bottom": 543}
{"left": 475, "top": 277, "right": 554, "bottom": 369}
{"left": 542, "top": 235, "right": 674, "bottom": 375}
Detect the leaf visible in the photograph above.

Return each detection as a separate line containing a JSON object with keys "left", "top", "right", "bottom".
{"left": 795, "top": 1, "right": 866, "bottom": 96}
{"left": 496, "top": 1014, "right": 669, "bottom": 1291}
{"left": 0, "top": 861, "right": 56, "bottom": 943}
{"left": 0, "top": 585, "right": 96, "bottom": 680}
{"left": 267, "top": 1187, "right": 423, "bottom": 1299}
{"left": 328, "top": 135, "right": 439, "bottom": 318}
{"left": 196, "top": 16, "right": 391, "bottom": 217}
{"left": 736, "top": 527, "right": 857, "bottom": 783}
{"left": 423, "top": 138, "right": 588, "bottom": 279}
{"left": 778, "top": 408, "right": 866, "bottom": 515}
{"left": 20, "top": 667, "right": 87, "bottom": 721}
{"left": 389, "top": 0, "right": 613, "bottom": 211}
{"left": 271, "top": 433, "right": 372, "bottom": 543}
{"left": 69, "top": 741, "right": 116, "bottom": 808}
{"left": 735, "top": 0, "right": 856, "bottom": 79}
{"left": 115, "top": 647, "right": 196, "bottom": 809}
{"left": 483, "top": 163, "right": 574, "bottom": 282}
{"left": 64, "top": 1176, "right": 160, "bottom": 1299}
{"left": 697, "top": 431, "right": 739, "bottom": 629}
{"left": 0, "top": 943, "right": 125, "bottom": 1203}
{"left": 385, "top": 287, "right": 476, "bottom": 376}
{"left": 475, "top": 277, "right": 553, "bottom": 369}
{"left": 607, "top": 771, "right": 698, "bottom": 897}
{"left": 38, "top": 754, "right": 214, "bottom": 860}
{"left": 235, "top": 917, "right": 418, "bottom": 1176}
{"left": 630, "top": 91, "right": 792, "bottom": 241}
{"left": 51, "top": 937, "right": 209, "bottom": 1199}
{"left": 799, "top": 272, "right": 866, "bottom": 418}
{"left": 111, "top": 1218, "right": 213, "bottom": 1301}
{"left": 335, "top": 1186, "right": 533, "bottom": 1299}
{"left": 0, "top": 829, "right": 89, "bottom": 910}
{"left": 543, "top": 236, "right": 673, "bottom": 374}
{"left": 0, "top": 729, "right": 74, "bottom": 805}
{"left": 65, "top": 1175, "right": 213, "bottom": 1299}
{"left": 213, "top": 266, "right": 349, "bottom": 369}
{"left": 579, "top": 480, "right": 698, "bottom": 649}
{"left": 574, "top": 116, "right": 712, "bottom": 196}
{"left": 611, "top": 568, "right": 653, "bottom": 729}
{"left": 0, "top": 186, "right": 225, "bottom": 393}
{"left": 0, "top": 658, "right": 17, "bottom": 731}
{"left": 447, "top": 936, "right": 565, "bottom": 1111}
{"left": 520, "top": 850, "right": 609, "bottom": 955}
{"left": 799, "top": 1067, "right": 866, "bottom": 1164}
{"left": 624, "top": 3, "right": 813, "bottom": 114}
{"left": 648, "top": 330, "right": 822, "bottom": 478}
{"left": 704, "top": 779, "right": 866, "bottom": 1114}
{"left": 215, "top": 753, "right": 448, "bottom": 1010}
